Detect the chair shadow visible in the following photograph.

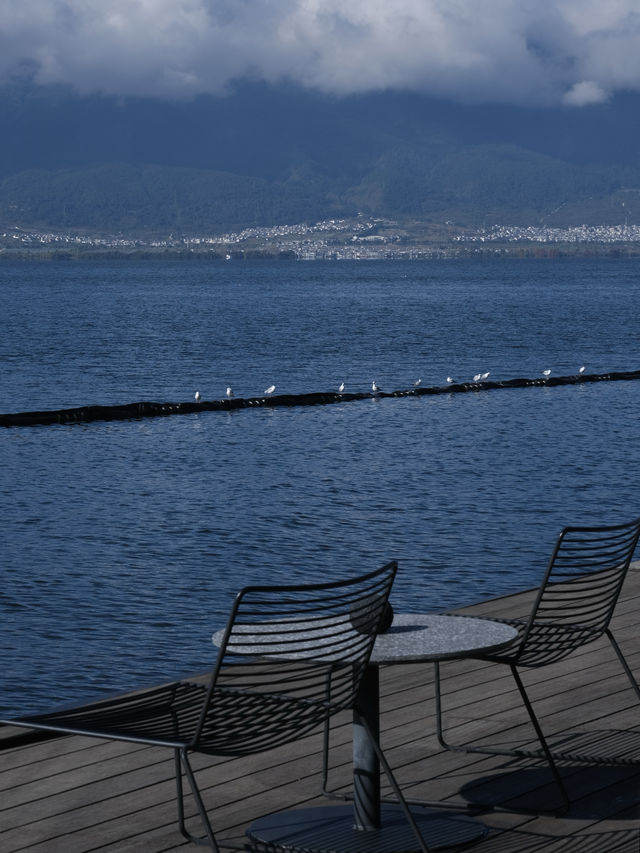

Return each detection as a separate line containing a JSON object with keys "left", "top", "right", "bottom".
{"left": 456, "top": 730, "right": 640, "bottom": 818}
{"left": 477, "top": 827, "right": 640, "bottom": 852}
{"left": 545, "top": 728, "right": 640, "bottom": 763}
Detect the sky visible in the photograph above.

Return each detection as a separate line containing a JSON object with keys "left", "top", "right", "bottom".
{"left": 2, "top": 1, "right": 640, "bottom": 108}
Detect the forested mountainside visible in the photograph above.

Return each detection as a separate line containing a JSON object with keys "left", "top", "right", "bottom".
{"left": 2, "top": 82, "right": 640, "bottom": 234}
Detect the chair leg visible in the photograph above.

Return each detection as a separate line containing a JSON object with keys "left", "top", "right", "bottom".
{"left": 357, "top": 713, "right": 433, "bottom": 853}
{"left": 435, "top": 661, "right": 482, "bottom": 755}
{"left": 320, "top": 715, "right": 333, "bottom": 796}
{"left": 438, "top": 633, "right": 640, "bottom": 765}
{"left": 175, "top": 749, "right": 220, "bottom": 850}
{"left": 320, "top": 714, "right": 356, "bottom": 803}
{"left": 434, "top": 661, "right": 451, "bottom": 752}
{"left": 607, "top": 629, "right": 640, "bottom": 702}
{"left": 509, "top": 665, "right": 570, "bottom": 814}
{"left": 435, "top": 661, "right": 570, "bottom": 814}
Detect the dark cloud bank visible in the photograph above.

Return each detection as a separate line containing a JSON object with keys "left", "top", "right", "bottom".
{"left": 4, "top": 1, "right": 640, "bottom": 106}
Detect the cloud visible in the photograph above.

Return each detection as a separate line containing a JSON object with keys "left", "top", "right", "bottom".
{"left": 563, "top": 80, "right": 610, "bottom": 106}
{"left": 2, "top": 1, "right": 640, "bottom": 106}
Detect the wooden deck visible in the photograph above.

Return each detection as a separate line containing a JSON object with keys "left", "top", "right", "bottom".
{"left": 2, "top": 565, "right": 640, "bottom": 853}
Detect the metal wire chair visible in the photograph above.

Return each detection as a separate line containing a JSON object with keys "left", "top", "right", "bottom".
{"left": 435, "top": 517, "right": 640, "bottom": 813}
{"left": 3, "top": 561, "right": 430, "bottom": 852}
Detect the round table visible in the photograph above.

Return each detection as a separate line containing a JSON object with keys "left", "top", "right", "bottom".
{"left": 222, "top": 613, "right": 517, "bottom": 853}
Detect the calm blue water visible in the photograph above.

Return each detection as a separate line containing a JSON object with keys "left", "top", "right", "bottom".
{"left": 1, "top": 257, "right": 640, "bottom": 717}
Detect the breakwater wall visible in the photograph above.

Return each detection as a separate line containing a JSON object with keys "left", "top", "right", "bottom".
{"left": 2, "top": 368, "right": 639, "bottom": 428}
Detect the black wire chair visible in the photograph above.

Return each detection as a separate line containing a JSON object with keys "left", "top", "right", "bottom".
{"left": 3, "top": 561, "right": 430, "bottom": 852}
{"left": 435, "top": 517, "right": 640, "bottom": 813}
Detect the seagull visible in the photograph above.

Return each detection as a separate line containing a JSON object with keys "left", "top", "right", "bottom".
{"left": 413, "top": 379, "right": 422, "bottom": 387}
{"left": 473, "top": 374, "right": 482, "bottom": 382}
{"left": 226, "top": 386, "right": 233, "bottom": 398}
{"left": 542, "top": 369, "right": 551, "bottom": 377}
{"left": 194, "top": 391, "right": 201, "bottom": 403}
{"left": 264, "top": 384, "right": 276, "bottom": 395}
{"left": 338, "top": 382, "right": 345, "bottom": 393}
{"left": 480, "top": 371, "right": 490, "bottom": 380}
{"left": 578, "top": 366, "right": 585, "bottom": 374}
{"left": 446, "top": 376, "right": 454, "bottom": 384}
{"left": 372, "top": 380, "right": 382, "bottom": 393}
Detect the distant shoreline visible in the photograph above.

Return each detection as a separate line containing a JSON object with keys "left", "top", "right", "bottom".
{"left": 3, "top": 243, "right": 640, "bottom": 261}
{"left": 4, "top": 217, "right": 640, "bottom": 261}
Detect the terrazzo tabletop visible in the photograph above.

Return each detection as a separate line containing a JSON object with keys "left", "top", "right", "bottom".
{"left": 212, "top": 613, "right": 518, "bottom": 662}
{"left": 370, "top": 613, "right": 518, "bottom": 663}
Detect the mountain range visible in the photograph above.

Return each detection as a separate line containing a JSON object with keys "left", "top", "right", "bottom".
{"left": 2, "top": 80, "right": 640, "bottom": 235}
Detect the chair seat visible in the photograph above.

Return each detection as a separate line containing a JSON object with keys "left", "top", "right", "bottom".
{"left": 479, "top": 617, "right": 604, "bottom": 667}
{"left": 198, "top": 686, "right": 331, "bottom": 755}
{"left": 13, "top": 681, "right": 208, "bottom": 747}
{"left": 12, "top": 679, "right": 334, "bottom": 755}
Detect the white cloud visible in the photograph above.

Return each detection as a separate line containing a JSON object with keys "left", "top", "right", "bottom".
{"left": 1, "top": 1, "right": 640, "bottom": 106}
{"left": 563, "top": 80, "right": 609, "bottom": 106}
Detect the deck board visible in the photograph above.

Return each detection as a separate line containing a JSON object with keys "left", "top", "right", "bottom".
{"left": 2, "top": 564, "right": 639, "bottom": 852}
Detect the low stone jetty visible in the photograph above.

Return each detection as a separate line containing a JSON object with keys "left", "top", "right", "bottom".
{"left": 2, "top": 368, "right": 639, "bottom": 427}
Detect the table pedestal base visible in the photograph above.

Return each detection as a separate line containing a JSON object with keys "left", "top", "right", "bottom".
{"left": 247, "top": 803, "right": 487, "bottom": 852}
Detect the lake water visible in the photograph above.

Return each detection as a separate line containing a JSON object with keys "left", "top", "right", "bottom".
{"left": 1, "top": 256, "right": 639, "bottom": 717}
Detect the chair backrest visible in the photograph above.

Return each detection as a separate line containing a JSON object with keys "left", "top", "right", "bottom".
{"left": 192, "top": 561, "right": 397, "bottom": 755}
{"left": 515, "top": 518, "right": 640, "bottom": 665}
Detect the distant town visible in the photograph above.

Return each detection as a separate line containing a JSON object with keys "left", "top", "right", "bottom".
{"left": 3, "top": 217, "right": 640, "bottom": 260}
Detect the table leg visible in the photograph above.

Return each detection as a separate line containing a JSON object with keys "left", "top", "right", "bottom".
{"left": 246, "top": 661, "right": 488, "bottom": 852}
{"left": 352, "top": 663, "right": 381, "bottom": 830}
